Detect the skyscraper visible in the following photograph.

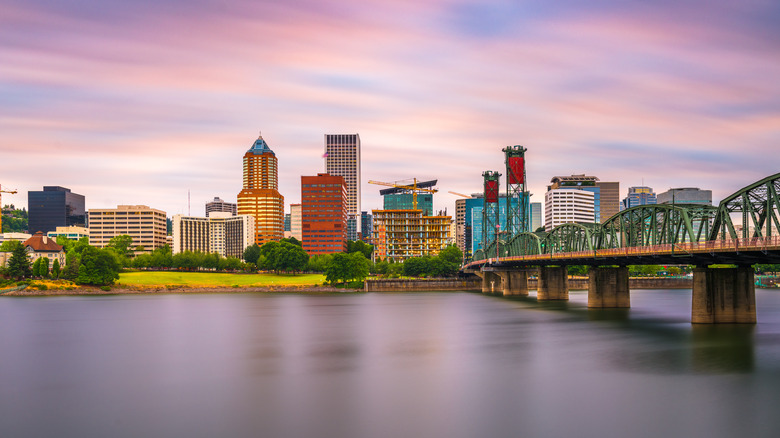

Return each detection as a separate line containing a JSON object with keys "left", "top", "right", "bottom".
{"left": 549, "top": 175, "right": 601, "bottom": 222}
{"left": 27, "top": 186, "right": 85, "bottom": 234}
{"left": 237, "top": 134, "right": 284, "bottom": 246}
{"left": 206, "top": 197, "right": 237, "bottom": 217}
{"left": 657, "top": 188, "right": 712, "bottom": 205}
{"left": 596, "top": 181, "right": 619, "bottom": 223}
{"left": 301, "top": 173, "right": 347, "bottom": 255}
{"left": 325, "top": 134, "right": 361, "bottom": 240}
{"left": 621, "top": 186, "right": 657, "bottom": 210}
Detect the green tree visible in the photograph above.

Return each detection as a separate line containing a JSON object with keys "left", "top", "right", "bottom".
{"left": 132, "top": 253, "right": 153, "bottom": 269}
{"left": 281, "top": 237, "right": 302, "bottom": 247}
{"left": 219, "top": 257, "right": 243, "bottom": 271}
{"left": 325, "top": 252, "right": 370, "bottom": 284}
{"left": 0, "top": 240, "right": 19, "bottom": 251}
{"left": 6, "top": 240, "right": 32, "bottom": 280}
{"left": 403, "top": 256, "right": 432, "bottom": 277}
{"left": 346, "top": 240, "right": 373, "bottom": 259}
{"left": 307, "top": 254, "right": 333, "bottom": 272}
{"left": 52, "top": 258, "right": 61, "bottom": 279}
{"left": 107, "top": 235, "right": 134, "bottom": 259}
{"left": 76, "top": 246, "right": 121, "bottom": 285}
{"left": 150, "top": 245, "right": 173, "bottom": 268}
{"left": 243, "top": 244, "right": 261, "bottom": 265}
{"left": 438, "top": 245, "right": 463, "bottom": 264}
{"left": 39, "top": 257, "right": 50, "bottom": 278}
{"left": 32, "top": 258, "right": 42, "bottom": 278}
{"left": 272, "top": 243, "right": 309, "bottom": 273}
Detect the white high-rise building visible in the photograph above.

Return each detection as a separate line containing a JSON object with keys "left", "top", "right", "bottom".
{"left": 172, "top": 212, "right": 255, "bottom": 259}
{"left": 325, "top": 134, "right": 361, "bottom": 240}
{"left": 290, "top": 204, "right": 302, "bottom": 241}
{"left": 544, "top": 189, "right": 595, "bottom": 231}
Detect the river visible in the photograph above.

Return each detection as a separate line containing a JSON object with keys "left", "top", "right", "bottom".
{"left": 2, "top": 289, "right": 780, "bottom": 438}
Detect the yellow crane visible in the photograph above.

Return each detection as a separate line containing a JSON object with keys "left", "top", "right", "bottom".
{"left": 448, "top": 191, "right": 471, "bottom": 198}
{"left": 368, "top": 178, "right": 438, "bottom": 210}
{"left": 0, "top": 184, "right": 18, "bottom": 233}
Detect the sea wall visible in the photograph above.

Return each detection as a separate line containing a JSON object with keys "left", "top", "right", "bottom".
{"left": 365, "top": 278, "right": 481, "bottom": 292}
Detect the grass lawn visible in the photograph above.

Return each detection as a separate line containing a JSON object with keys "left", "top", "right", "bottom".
{"left": 118, "top": 271, "right": 326, "bottom": 287}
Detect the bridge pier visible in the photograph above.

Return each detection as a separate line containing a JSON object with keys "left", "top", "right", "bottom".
{"left": 495, "top": 270, "right": 530, "bottom": 297}
{"left": 537, "top": 266, "right": 568, "bottom": 300}
{"left": 692, "top": 266, "right": 756, "bottom": 324}
{"left": 588, "top": 266, "right": 630, "bottom": 308}
{"left": 477, "top": 271, "right": 502, "bottom": 294}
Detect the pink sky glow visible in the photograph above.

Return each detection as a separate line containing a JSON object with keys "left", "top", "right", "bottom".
{"left": 1, "top": 0, "right": 779, "bottom": 217}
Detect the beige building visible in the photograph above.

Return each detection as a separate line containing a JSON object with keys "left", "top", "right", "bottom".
{"left": 290, "top": 204, "right": 302, "bottom": 241}
{"left": 372, "top": 209, "right": 451, "bottom": 263}
{"left": 237, "top": 134, "right": 284, "bottom": 246}
{"left": 47, "top": 226, "right": 89, "bottom": 241}
{"left": 172, "top": 212, "right": 255, "bottom": 259}
{"left": 88, "top": 205, "right": 167, "bottom": 253}
{"left": 25, "top": 232, "right": 65, "bottom": 270}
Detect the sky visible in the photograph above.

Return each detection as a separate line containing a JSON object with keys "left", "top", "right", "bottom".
{"left": 2, "top": 0, "right": 779, "bottom": 218}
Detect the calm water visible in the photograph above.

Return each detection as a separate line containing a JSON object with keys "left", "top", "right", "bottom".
{"left": 2, "top": 289, "right": 780, "bottom": 438}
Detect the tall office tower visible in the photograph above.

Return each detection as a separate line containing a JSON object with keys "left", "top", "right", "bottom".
{"left": 596, "top": 181, "right": 619, "bottom": 223}
{"left": 172, "top": 213, "right": 255, "bottom": 259}
{"left": 325, "top": 134, "right": 361, "bottom": 239}
{"left": 361, "top": 211, "right": 373, "bottom": 244}
{"left": 88, "top": 205, "right": 167, "bottom": 253}
{"left": 549, "top": 175, "right": 601, "bottom": 222}
{"left": 206, "top": 197, "right": 237, "bottom": 217}
{"left": 301, "top": 173, "right": 347, "bottom": 255}
{"left": 657, "top": 188, "right": 712, "bottom": 205}
{"left": 28, "top": 186, "right": 85, "bottom": 234}
{"left": 455, "top": 198, "right": 467, "bottom": 254}
{"left": 544, "top": 189, "right": 595, "bottom": 231}
{"left": 621, "top": 186, "right": 657, "bottom": 210}
{"left": 237, "top": 134, "right": 285, "bottom": 246}
{"left": 290, "top": 204, "right": 302, "bottom": 241}
{"left": 530, "top": 202, "right": 542, "bottom": 231}
{"left": 284, "top": 214, "right": 291, "bottom": 232}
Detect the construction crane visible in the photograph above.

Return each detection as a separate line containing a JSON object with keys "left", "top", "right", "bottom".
{"left": 368, "top": 178, "right": 438, "bottom": 210}
{"left": 0, "top": 184, "right": 18, "bottom": 233}
{"left": 448, "top": 191, "right": 471, "bottom": 198}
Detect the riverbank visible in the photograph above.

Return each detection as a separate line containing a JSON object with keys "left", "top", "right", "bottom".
{"left": 2, "top": 284, "right": 351, "bottom": 296}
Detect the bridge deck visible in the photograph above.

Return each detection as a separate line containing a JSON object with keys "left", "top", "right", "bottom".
{"left": 468, "top": 236, "right": 780, "bottom": 268}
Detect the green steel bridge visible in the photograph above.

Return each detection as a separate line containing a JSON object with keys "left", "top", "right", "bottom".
{"left": 465, "top": 170, "right": 780, "bottom": 324}
{"left": 467, "top": 172, "right": 780, "bottom": 268}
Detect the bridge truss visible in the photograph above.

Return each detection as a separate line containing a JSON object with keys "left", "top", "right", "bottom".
{"left": 470, "top": 173, "right": 780, "bottom": 263}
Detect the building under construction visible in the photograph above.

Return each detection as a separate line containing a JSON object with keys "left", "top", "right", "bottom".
{"left": 368, "top": 178, "right": 451, "bottom": 262}
{"left": 371, "top": 209, "right": 451, "bottom": 263}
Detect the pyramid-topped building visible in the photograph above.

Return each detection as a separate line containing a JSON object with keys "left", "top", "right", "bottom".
{"left": 237, "top": 134, "right": 284, "bottom": 245}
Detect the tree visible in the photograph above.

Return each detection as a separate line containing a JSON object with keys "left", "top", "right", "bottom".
{"left": 281, "top": 237, "right": 302, "bottom": 247}
{"left": 6, "top": 240, "right": 32, "bottom": 280}
{"left": 307, "top": 254, "right": 333, "bottom": 272}
{"left": 243, "top": 244, "right": 261, "bottom": 265}
{"left": 39, "top": 257, "right": 50, "bottom": 278}
{"left": 52, "top": 259, "right": 61, "bottom": 279}
{"left": 75, "top": 246, "right": 121, "bottom": 286}
{"left": 325, "top": 252, "right": 370, "bottom": 284}
{"left": 403, "top": 257, "right": 431, "bottom": 277}
{"left": 0, "top": 240, "right": 19, "bottom": 251}
{"left": 107, "top": 235, "right": 134, "bottom": 259}
{"left": 272, "top": 243, "right": 309, "bottom": 273}
{"left": 438, "top": 245, "right": 463, "bottom": 265}
{"left": 346, "top": 240, "right": 373, "bottom": 259}
{"left": 32, "top": 258, "right": 42, "bottom": 278}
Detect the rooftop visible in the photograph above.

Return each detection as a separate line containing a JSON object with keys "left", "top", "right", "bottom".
{"left": 247, "top": 134, "right": 275, "bottom": 156}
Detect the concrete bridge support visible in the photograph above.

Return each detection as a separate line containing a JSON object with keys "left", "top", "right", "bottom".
{"left": 537, "top": 266, "right": 569, "bottom": 300}
{"left": 478, "top": 271, "right": 502, "bottom": 294}
{"left": 588, "top": 266, "right": 630, "bottom": 308}
{"left": 692, "top": 266, "right": 756, "bottom": 324}
{"left": 495, "top": 270, "right": 530, "bottom": 297}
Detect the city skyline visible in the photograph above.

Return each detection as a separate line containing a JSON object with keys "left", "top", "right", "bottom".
{"left": 2, "top": 1, "right": 779, "bottom": 217}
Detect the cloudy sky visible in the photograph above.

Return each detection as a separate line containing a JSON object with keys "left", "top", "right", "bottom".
{"left": 2, "top": 0, "right": 779, "bottom": 217}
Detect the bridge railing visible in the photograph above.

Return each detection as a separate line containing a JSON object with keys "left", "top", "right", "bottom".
{"left": 465, "top": 236, "right": 780, "bottom": 268}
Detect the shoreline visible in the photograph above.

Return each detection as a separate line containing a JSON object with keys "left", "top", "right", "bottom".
{"left": 2, "top": 284, "right": 358, "bottom": 296}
